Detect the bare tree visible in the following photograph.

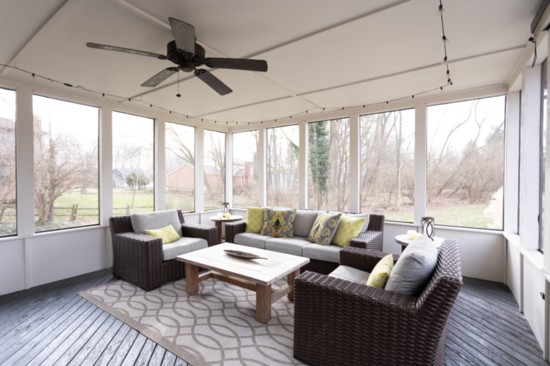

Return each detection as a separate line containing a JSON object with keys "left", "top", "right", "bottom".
{"left": 34, "top": 118, "right": 96, "bottom": 224}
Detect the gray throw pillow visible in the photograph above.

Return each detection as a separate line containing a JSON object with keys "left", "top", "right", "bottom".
{"left": 385, "top": 238, "right": 438, "bottom": 296}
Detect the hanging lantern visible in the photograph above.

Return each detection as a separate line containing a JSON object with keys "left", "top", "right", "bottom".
{"left": 421, "top": 216, "right": 435, "bottom": 240}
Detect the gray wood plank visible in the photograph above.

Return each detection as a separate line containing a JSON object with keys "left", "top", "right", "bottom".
{"left": 121, "top": 333, "right": 147, "bottom": 366}
{"left": 94, "top": 322, "right": 133, "bottom": 366}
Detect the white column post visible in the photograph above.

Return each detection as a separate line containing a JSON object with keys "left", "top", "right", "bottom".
{"left": 349, "top": 113, "right": 361, "bottom": 213}
{"left": 195, "top": 126, "right": 204, "bottom": 214}
{"left": 504, "top": 92, "right": 520, "bottom": 234}
{"left": 155, "top": 118, "right": 165, "bottom": 211}
{"left": 16, "top": 86, "right": 34, "bottom": 236}
{"left": 414, "top": 103, "right": 427, "bottom": 227}
{"left": 520, "top": 64, "right": 541, "bottom": 250}
{"left": 225, "top": 131, "right": 233, "bottom": 207}
{"left": 258, "top": 127, "right": 267, "bottom": 207}
{"left": 99, "top": 104, "right": 113, "bottom": 224}
{"left": 299, "top": 121, "right": 308, "bottom": 209}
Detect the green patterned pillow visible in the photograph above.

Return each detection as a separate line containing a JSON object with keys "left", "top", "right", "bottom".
{"left": 260, "top": 208, "right": 296, "bottom": 238}
{"left": 245, "top": 207, "right": 265, "bottom": 233}
{"left": 366, "top": 254, "right": 394, "bottom": 288}
{"left": 144, "top": 224, "right": 181, "bottom": 244}
{"left": 307, "top": 212, "right": 342, "bottom": 245}
{"left": 332, "top": 215, "right": 367, "bottom": 247}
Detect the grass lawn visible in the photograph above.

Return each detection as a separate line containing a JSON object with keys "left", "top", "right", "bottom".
{"left": 384, "top": 204, "right": 497, "bottom": 229}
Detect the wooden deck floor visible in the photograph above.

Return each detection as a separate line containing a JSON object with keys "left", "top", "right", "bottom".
{"left": 0, "top": 269, "right": 547, "bottom": 366}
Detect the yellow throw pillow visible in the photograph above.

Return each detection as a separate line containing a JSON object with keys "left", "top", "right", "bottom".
{"left": 144, "top": 224, "right": 181, "bottom": 244}
{"left": 332, "top": 215, "right": 367, "bottom": 247}
{"left": 245, "top": 207, "right": 265, "bottom": 233}
{"left": 366, "top": 254, "right": 394, "bottom": 288}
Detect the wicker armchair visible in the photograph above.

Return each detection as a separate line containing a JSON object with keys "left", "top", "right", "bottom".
{"left": 293, "top": 239, "right": 462, "bottom": 366}
{"left": 109, "top": 210, "right": 217, "bottom": 291}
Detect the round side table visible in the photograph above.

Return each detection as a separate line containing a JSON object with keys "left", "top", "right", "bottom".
{"left": 209, "top": 215, "right": 243, "bottom": 243}
{"left": 394, "top": 234, "right": 444, "bottom": 252}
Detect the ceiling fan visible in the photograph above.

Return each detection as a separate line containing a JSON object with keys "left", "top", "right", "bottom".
{"left": 86, "top": 17, "right": 268, "bottom": 95}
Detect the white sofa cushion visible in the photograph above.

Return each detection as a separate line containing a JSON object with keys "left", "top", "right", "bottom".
{"left": 293, "top": 210, "right": 319, "bottom": 237}
{"left": 328, "top": 265, "right": 370, "bottom": 284}
{"left": 131, "top": 210, "right": 183, "bottom": 237}
{"left": 234, "top": 232, "right": 268, "bottom": 249}
{"left": 265, "top": 237, "right": 310, "bottom": 256}
{"left": 302, "top": 243, "right": 341, "bottom": 263}
{"left": 163, "top": 237, "right": 208, "bottom": 261}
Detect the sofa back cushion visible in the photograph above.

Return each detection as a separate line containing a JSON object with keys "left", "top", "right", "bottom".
{"left": 245, "top": 207, "right": 265, "bottom": 234}
{"left": 385, "top": 238, "right": 438, "bottom": 296}
{"left": 131, "top": 210, "right": 183, "bottom": 237}
{"left": 294, "top": 210, "right": 319, "bottom": 237}
{"left": 260, "top": 207, "right": 296, "bottom": 238}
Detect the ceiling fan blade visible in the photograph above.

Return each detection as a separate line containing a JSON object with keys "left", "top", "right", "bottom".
{"left": 86, "top": 42, "right": 167, "bottom": 60}
{"left": 141, "top": 67, "right": 179, "bottom": 87}
{"left": 169, "top": 17, "right": 195, "bottom": 56}
{"left": 194, "top": 69, "right": 232, "bottom": 95}
{"left": 204, "top": 58, "right": 268, "bottom": 72}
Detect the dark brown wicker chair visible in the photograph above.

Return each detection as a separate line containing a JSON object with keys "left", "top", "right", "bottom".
{"left": 225, "top": 213, "right": 385, "bottom": 274}
{"left": 109, "top": 210, "right": 217, "bottom": 291}
{"left": 293, "top": 239, "right": 463, "bottom": 366}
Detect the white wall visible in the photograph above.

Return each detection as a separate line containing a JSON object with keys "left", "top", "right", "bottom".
{"left": 385, "top": 222, "right": 505, "bottom": 282}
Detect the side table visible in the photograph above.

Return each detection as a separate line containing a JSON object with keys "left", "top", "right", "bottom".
{"left": 209, "top": 215, "right": 243, "bottom": 244}
{"left": 394, "top": 234, "right": 444, "bottom": 252}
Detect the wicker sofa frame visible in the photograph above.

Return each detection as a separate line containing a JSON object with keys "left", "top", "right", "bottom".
{"left": 109, "top": 210, "right": 217, "bottom": 291}
{"left": 225, "top": 213, "right": 385, "bottom": 275}
{"left": 293, "top": 239, "right": 463, "bottom": 366}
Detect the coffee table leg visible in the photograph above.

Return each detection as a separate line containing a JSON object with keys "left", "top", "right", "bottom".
{"left": 287, "top": 269, "right": 300, "bottom": 302}
{"left": 256, "top": 284, "right": 272, "bottom": 323}
{"left": 185, "top": 263, "right": 199, "bottom": 294}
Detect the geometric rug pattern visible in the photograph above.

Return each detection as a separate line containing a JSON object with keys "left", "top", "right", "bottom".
{"left": 79, "top": 278, "right": 305, "bottom": 366}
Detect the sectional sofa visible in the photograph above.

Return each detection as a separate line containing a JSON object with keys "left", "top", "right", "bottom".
{"left": 225, "top": 209, "right": 385, "bottom": 274}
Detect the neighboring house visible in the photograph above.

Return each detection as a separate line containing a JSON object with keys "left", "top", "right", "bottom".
{"left": 166, "top": 162, "right": 255, "bottom": 193}
{"left": 112, "top": 168, "right": 127, "bottom": 188}
{"left": 233, "top": 162, "right": 254, "bottom": 192}
{"left": 166, "top": 164, "right": 194, "bottom": 192}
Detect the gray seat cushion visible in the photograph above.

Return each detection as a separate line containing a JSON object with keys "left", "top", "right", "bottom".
{"left": 131, "top": 210, "right": 182, "bottom": 237}
{"left": 163, "top": 237, "right": 208, "bottom": 261}
{"left": 293, "top": 210, "right": 319, "bottom": 237}
{"left": 265, "top": 237, "right": 310, "bottom": 256}
{"left": 302, "top": 243, "right": 341, "bottom": 263}
{"left": 328, "top": 265, "right": 370, "bottom": 284}
{"left": 234, "top": 232, "right": 268, "bottom": 249}
{"left": 385, "top": 238, "right": 438, "bottom": 296}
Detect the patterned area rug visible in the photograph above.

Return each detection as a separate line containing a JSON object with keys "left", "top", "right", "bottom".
{"left": 79, "top": 278, "right": 304, "bottom": 366}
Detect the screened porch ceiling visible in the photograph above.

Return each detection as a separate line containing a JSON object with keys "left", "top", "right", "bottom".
{"left": 0, "top": 0, "right": 542, "bottom": 125}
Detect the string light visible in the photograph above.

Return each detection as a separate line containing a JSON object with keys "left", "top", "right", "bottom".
{"left": 0, "top": 1, "right": 453, "bottom": 127}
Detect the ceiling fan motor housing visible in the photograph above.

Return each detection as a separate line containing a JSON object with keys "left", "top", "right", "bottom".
{"left": 166, "top": 40, "right": 205, "bottom": 72}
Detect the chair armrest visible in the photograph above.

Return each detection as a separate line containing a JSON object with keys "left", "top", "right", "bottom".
{"left": 111, "top": 232, "right": 164, "bottom": 263}
{"left": 225, "top": 221, "right": 247, "bottom": 243}
{"left": 349, "top": 230, "right": 383, "bottom": 251}
{"left": 181, "top": 223, "right": 218, "bottom": 247}
{"left": 339, "top": 247, "right": 399, "bottom": 272}
{"left": 295, "top": 270, "right": 417, "bottom": 313}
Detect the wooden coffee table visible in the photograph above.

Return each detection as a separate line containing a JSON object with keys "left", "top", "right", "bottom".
{"left": 176, "top": 243, "right": 310, "bottom": 323}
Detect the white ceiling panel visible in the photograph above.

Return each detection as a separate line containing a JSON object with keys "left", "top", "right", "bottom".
{"left": 0, "top": 0, "right": 541, "bottom": 123}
